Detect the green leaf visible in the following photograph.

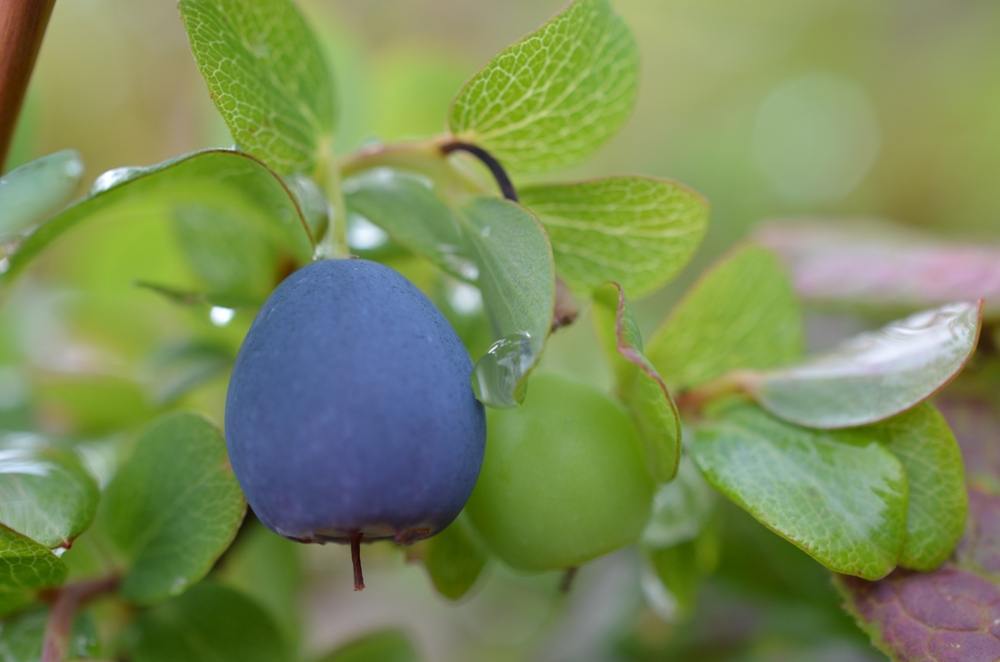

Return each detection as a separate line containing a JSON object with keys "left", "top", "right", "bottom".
{"left": 871, "top": 403, "right": 967, "bottom": 571}
{"left": 646, "top": 523, "right": 720, "bottom": 615}
{"left": 691, "top": 401, "right": 908, "bottom": 580}
{"left": 0, "top": 525, "right": 67, "bottom": 590}
{"left": 647, "top": 245, "right": 804, "bottom": 391}
{"left": 521, "top": 177, "right": 708, "bottom": 297}
{"left": 34, "top": 375, "right": 155, "bottom": 437}
{"left": 0, "top": 150, "right": 83, "bottom": 237}
{"left": 343, "top": 169, "right": 555, "bottom": 408}
{"left": 315, "top": 629, "right": 420, "bottom": 662}
{"left": 593, "top": 283, "right": 681, "bottom": 482}
{"left": 419, "top": 513, "right": 488, "bottom": 601}
{"left": 179, "top": 0, "right": 336, "bottom": 175}
{"left": 127, "top": 582, "right": 290, "bottom": 662}
{"left": 0, "top": 150, "right": 313, "bottom": 300}
{"left": 217, "top": 521, "right": 301, "bottom": 643}
{"left": 101, "top": 412, "right": 246, "bottom": 605}
{"left": 0, "top": 442, "right": 99, "bottom": 549}
{"left": 642, "top": 454, "right": 716, "bottom": 549}
{"left": 448, "top": 0, "right": 639, "bottom": 173}
{"left": 145, "top": 342, "right": 235, "bottom": 406}
{"left": 750, "top": 301, "right": 982, "bottom": 429}
{"left": 0, "top": 606, "right": 99, "bottom": 661}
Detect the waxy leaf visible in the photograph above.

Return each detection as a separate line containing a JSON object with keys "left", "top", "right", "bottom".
{"left": 521, "top": 177, "right": 708, "bottom": 297}
{"left": 180, "top": 0, "right": 336, "bottom": 175}
{"left": 0, "top": 525, "right": 67, "bottom": 590}
{"left": 128, "top": 582, "right": 290, "bottom": 662}
{"left": 448, "top": 0, "right": 639, "bottom": 173}
{"left": 692, "top": 402, "right": 908, "bottom": 580}
{"left": 0, "top": 150, "right": 313, "bottom": 300}
{"left": 0, "top": 150, "right": 83, "bottom": 237}
{"left": 749, "top": 302, "right": 982, "bottom": 429}
{"left": 343, "top": 169, "right": 555, "bottom": 408}
{"left": 757, "top": 219, "right": 1000, "bottom": 319}
{"left": 876, "top": 404, "right": 966, "bottom": 571}
{"left": 594, "top": 283, "right": 681, "bottom": 482}
{"left": 647, "top": 245, "right": 804, "bottom": 390}
{"left": 101, "top": 413, "right": 246, "bottom": 605}
{"left": 0, "top": 444, "right": 99, "bottom": 549}
{"left": 419, "top": 513, "right": 488, "bottom": 601}
{"left": 0, "top": 607, "right": 99, "bottom": 661}
{"left": 316, "top": 629, "right": 420, "bottom": 662}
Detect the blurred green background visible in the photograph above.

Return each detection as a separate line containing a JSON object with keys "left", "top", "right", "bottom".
{"left": 4, "top": 0, "right": 999, "bottom": 659}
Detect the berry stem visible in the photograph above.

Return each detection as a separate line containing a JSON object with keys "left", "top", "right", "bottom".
{"left": 440, "top": 140, "right": 519, "bottom": 203}
{"left": 559, "top": 566, "right": 579, "bottom": 593}
{"left": 350, "top": 532, "right": 365, "bottom": 591}
{"left": 40, "top": 574, "right": 119, "bottom": 662}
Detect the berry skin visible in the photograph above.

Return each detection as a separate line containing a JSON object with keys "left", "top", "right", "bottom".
{"left": 225, "top": 258, "right": 486, "bottom": 546}
{"left": 466, "top": 372, "right": 655, "bottom": 573}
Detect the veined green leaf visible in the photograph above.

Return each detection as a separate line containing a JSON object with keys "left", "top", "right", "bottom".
{"left": 0, "top": 150, "right": 313, "bottom": 304}
{"left": 101, "top": 412, "right": 246, "bottom": 605}
{"left": 315, "top": 629, "right": 420, "bottom": 662}
{"left": 692, "top": 402, "right": 907, "bottom": 580}
{"left": 647, "top": 245, "right": 804, "bottom": 390}
{"left": 521, "top": 177, "right": 708, "bottom": 297}
{"left": 448, "top": 0, "right": 639, "bottom": 173}
{"left": 0, "top": 443, "right": 99, "bottom": 549}
{"left": 593, "top": 283, "right": 680, "bottom": 482}
{"left": 870, "top": 403, "right": 966, "bottom": 570}
{"left": 179, "top": 0, "right": 336, "bottom": 175}
{"left": 0, "top": 606, "right": 99, "bottom": 661}
{"left": 750, "top": 301, "right": 982, "bottom": 429}
{"left": 343, "top": 169, "right": 555, "bottom": 408}
{"left": 127, "top": 583, "right": 290, "bottom": 662}
{"left": 0, "top": 525, "right": 67, "bottom": 590}
{"left": 419, "top": 513, "right": 488, "bottom": 601}
{"left": 0, "top": 150, "right": 83, "bottom": 237}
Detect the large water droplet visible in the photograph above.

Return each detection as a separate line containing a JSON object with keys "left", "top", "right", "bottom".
{"left": 472, "top": 331, "right": 536, "bottom": 408}
{"left": 89, "top": 166, "right": 145, "bottom": 195}
{"left": 209, "top": 306, "right": 236, "bottom": 327}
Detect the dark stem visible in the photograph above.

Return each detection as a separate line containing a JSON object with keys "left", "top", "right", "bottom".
{"left": 350, "top": 532, "right": 365, "bottom": 591}
{"left": 0, "top": 0, "right": 57, "bottom": 171}
{"left": 440, "top": 141, "right": 519, "bottom": 203}
{"left": 559, "top": 566, "right": 579, "bottom": 594}
{"left": 40, "top": 574, "right": 119, "bottom": 662}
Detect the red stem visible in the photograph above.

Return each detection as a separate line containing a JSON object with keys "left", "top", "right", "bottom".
{"left": 0, "top": 0, "right": 57, "bottom": 171}
{"left": 40, "top": 574, "right": 119, "bottom": 662}
{"left": 350, "top": 532, "right": 365, "bottom": 591}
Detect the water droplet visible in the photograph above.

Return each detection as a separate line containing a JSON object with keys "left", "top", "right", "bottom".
{"left": 447, "top": 281, "right": 483, "bottom": 315}
{"left": 480, "top": 226, "right": 492, "bottom": 238}
{"left": 347, "top": 214, "right": 389, "bottom": 251}
{"left": 0, "top": 257, "right": 9, "bottom": 274}
{"left": 52, "top": 546, "right": 68, "bottom": 558}
{"left": 169, "top": 576, "right": 189, "bottom": 594}
{"left": 209, "top": 306, "right": 236, "bottom": 327}
{"left": 89, "top": 166, "right": 145, "bottom": 195}
{"left": 472, "top": 332, "right": 536, "bottom": 408}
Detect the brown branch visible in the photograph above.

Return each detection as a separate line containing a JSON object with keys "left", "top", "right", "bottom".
{"left": 0, "top": 0, "right": 56, "bottom": 171}
{"left": 40, "top": 574, "right": 119, "bottom": 662}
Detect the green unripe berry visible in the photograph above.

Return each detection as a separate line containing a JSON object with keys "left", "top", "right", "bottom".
{"left": 466, "top": 372, "right": 655, "bottom": 572}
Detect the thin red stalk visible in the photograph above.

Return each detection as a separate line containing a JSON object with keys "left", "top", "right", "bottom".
{"left": 40, "top": 574, "right": 119, "bottom": 662}
{"left": 0, "top": 0, "right": 57, "bottom": 170}
{"left": 350, "top": 532, "right": 365, "bottom": 591}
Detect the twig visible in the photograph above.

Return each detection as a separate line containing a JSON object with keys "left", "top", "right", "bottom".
{"left": 0, "top": 0, "right": 57, "bottom": 170}
{"left": 40, "top": 574, "right": 120, "bottom": 662}
{"left": 350, "top": 532, "right": 365, "bottom": 591}
{"left": 674, "top": 369, "right": 760, "bottom": 417}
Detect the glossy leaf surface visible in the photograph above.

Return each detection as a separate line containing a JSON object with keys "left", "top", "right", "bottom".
{"left": 521, "top": 177, "right": 708, "bottom": 297}
{"left": 448, "top": 0, "right": 639, "bottom": 172}
{"left": 419, "top": 513, "right": 487, "bottom": 601}
{"left": 102, "top": 413, "right": 246, "bottom": 605}
{"left": 0, "top": 150, "right": 83, "bottom": 237}
{"left": 692, "top": 402, "right": 908, "bottom": 580}
{"left": 343, "top": 169, "right": 555, "bottom": 408}
{"left": 647, "top": 245, "right": 803, "bottom": 390}
{"left": 751, "top": 302, "right": 982, "bottom": 428}
{"left": 0, "top": 525, "right": 67, "bottom": 590}
{"left": 128, "top": 583, "right": 289, "bottom": 662}
{"left": 179, "top": 0, "right": 336, "bottom": 175}
{"left": 0, "top": 150, "right": 313, "bottom": 299}
{"left": 0, "top": 444, "right": 99, "bottom": 549}
{"left": 316, "top": 629, "right": 420, "bottom": 662}
{"left": 593, "top": 283, "right": 681, "bottom": 482}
